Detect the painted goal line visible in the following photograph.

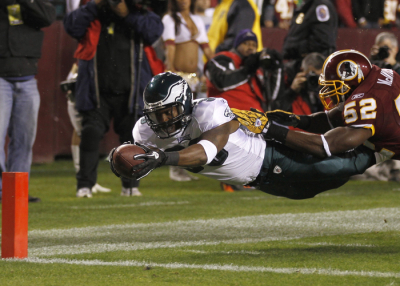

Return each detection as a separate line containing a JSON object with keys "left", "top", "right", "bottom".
{"left": 8, "top": 257, "right": 400, "bottom": 278}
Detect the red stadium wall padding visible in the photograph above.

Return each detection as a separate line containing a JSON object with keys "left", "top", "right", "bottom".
{"left": 31, "top": 24, "right": 400, "bottom": 163}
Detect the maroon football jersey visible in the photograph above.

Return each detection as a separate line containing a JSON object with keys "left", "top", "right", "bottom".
{"left": 342, "top": 65, "right": 400, "bottom": 160}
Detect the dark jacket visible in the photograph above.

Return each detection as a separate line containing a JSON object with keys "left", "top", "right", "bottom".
{"left": 63, "top": 2, "right": 163, "bottom": 113}
{"left": 0, "top": 0, "right": 56, "bottom": 76}
{"left": 282, "top": 0, "right": 337, "bottom": 60}
{"left": 205, "top": 50, "right": 266, "bottom": 111}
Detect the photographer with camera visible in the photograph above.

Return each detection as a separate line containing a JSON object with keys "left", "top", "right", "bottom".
{"left": 370, "top": 32, "right": 400, "bottom": 75}
{"left": 64, "top": 0, "right": 163, "bottom": 198}
{"left": 205, "top": 29, "right": 283, "bottom": 113}
{"left": 273, "top": 53, "right": 325, "bottom": 125}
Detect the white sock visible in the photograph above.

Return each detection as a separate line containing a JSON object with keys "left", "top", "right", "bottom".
{"left": 71, "top": 144, "right": 80, "bottom": 173}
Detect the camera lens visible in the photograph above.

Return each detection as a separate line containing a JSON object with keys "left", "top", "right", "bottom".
{"left": 306, "top": 73, "right": 319, "bottom": 88}
{"left": 377, "top": 46, "right": 390, "bottom": 60}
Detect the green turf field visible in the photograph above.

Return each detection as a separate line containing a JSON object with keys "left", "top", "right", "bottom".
{"left": 1, "top": 160, "right": 400, "bottom": 285}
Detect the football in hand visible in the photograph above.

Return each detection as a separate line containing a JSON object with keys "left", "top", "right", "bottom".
{"left": 112, "top": 144, "right": 146, "bottom": 178}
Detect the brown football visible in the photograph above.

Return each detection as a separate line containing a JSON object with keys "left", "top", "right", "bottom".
{"left": 112, "top": 144, "right": 146, "bottom": 178}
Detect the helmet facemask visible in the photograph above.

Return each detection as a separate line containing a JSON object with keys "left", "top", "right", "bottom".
{"left": 144, "top": 102, "right": 190, "bottom": 139}
{"left": 319, "top": 74, "right": 351, "bottom": 110}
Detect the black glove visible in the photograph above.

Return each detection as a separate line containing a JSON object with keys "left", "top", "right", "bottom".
{"left": 264, "top": 109, "right": 312, "bottom": 130}
{"left": 262, "top": 121, "right": 289, "bottom": 144}
{"left": 264, "top": 109, "right": 301, "bottom": 127}
{"left": 266, "top": 48, "right": 283, "bottom": 64}
{"left": 132, "top": 143, "right": 167, "bottom": 180}
{"left": 243, "top": 52, "right": 261, "bottom": 75}
{"left": 259, "top": 48, "right": 283, "bottom": 71}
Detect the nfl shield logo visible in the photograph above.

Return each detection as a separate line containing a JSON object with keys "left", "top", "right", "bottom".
{"left": 273, "top": 165, "right": 282, "bottom": 174}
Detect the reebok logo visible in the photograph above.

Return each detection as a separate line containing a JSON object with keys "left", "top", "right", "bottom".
{"left": 351, "top": 93, "right": 364, "bottom": 100}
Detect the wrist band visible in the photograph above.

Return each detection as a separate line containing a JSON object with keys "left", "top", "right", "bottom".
{"left": 198, "top": 140, "right": 218, "bottom": 165}
{"left": 297, "top": 115, "right": 311, "bottom": 130}
{"left": 265, "top": 123, "right": 289, "bottom": 143}
{"left": 165, "top": 151, "right": 179, "bottom": 165}
{"left": 320, "top": 135, "right": 332, "bottom": 157}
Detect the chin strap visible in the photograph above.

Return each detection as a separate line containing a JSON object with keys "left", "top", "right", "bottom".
{"left": 357, "top": 63, "right": 364, "bottom": 83}
{"left": 341, "top": 71, "right": 347, "bottom": 103}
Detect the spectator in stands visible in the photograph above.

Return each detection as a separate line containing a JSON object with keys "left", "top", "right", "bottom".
{"left": 205, "top": 29, "right": 267, "bottom": 112}
{"left": 273, "top": 53, "right": 325, "bottom": 120}
{"left": 162, "top": 0, "right": 213, "bottom": 181}
{"left": 208, "top": 0, "right": 263, "bottom": 53}
{"left": 370, "top": 32, "right": 400, "bottom": 75}
{"left": 64, "top": 0, "right": 163, "bottom": 198}
{"left": 195, "top": 0, "right": 214, "bottom": 98}
{"left": 282, "top": 0, "right": 337, "bottom": 61}
{"left": 195, "top": 0, "right": 213, "bottom": 31}
{"left": 162, "top": 0, "right": 213, "bottom": 88}
{"left": 262, "top": 0, "right": 296, "bottom": 29}
{"left": 0, "top": 0, "right": 56, "bottom": 203}
{"left": 204, "top": 29, "right": 283, "bottom": 191}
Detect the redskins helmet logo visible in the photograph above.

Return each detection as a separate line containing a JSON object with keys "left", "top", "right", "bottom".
{"left": 336, "top": 60, "right": 358, "bottom": 81}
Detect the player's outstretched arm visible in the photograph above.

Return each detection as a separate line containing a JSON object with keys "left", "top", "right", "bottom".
{"left": 266, "top": 106, "right": 343, "bottom": 134}
{"left": 284, "top": 126, "right": 372, "bottom": 158}
{"left": 177, "top": 120, "right": 239, "bottom": 166}
{"left": 131, "top": 120, "right": 239, "bottom": 179}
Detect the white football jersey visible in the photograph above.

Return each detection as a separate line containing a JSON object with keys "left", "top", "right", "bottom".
{"left": 133, "top": 98, "right": 266, "bottom": 185}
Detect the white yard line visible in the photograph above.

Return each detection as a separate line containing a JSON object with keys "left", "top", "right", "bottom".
{"left": 26, "top": 207, "right": 400, "bottom": 257}
{"left": 28, "top": 207, "right": 400, "bottom": 240}
{"left": 7, "top": 257, "right": 400, "bottom": 278}
{"left": 70, "top": 201, "right": 189, "bottom": 210}
{"left": 28, "top": 236, "right": 303, "bottom": 257}
{"left": 181, "top": 250, "right": 264, "bottom": 255}
{"left": 289, "top": 242, "right": 377, "bottom": 248}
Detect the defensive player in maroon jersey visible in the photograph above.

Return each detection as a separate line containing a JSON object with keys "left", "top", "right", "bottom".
{"left": 260, "top": 49, "right": 400, "bottom": 163}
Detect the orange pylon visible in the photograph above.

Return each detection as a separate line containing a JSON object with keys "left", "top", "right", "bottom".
{"left": 1, "top": 172, "right": 28, "bottom": 259}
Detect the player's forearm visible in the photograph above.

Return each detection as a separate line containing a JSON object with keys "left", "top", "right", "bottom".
{"left": 285, "top": 126, "right": 369, "bottom": 158}
{"left": 175, "top": 144, "right": 208, "bottom": 167}
{"left": 285, "top": 131, "right": 327, "bottom": 158}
